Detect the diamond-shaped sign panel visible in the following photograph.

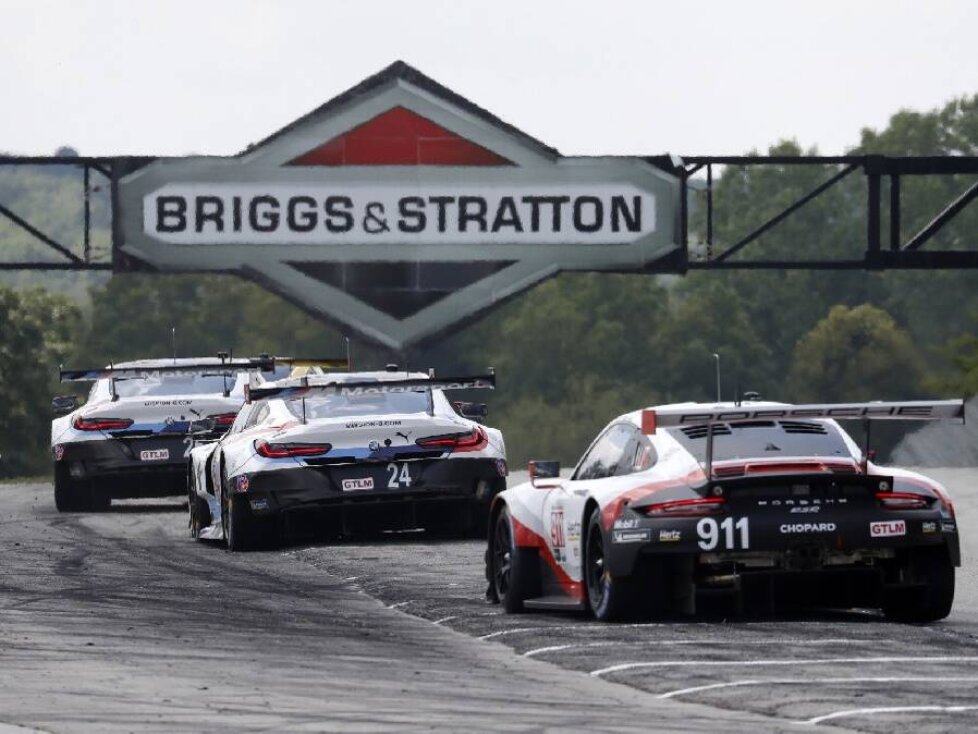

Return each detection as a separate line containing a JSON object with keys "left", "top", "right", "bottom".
{"left": 116, "top": 61, "right": 682, "bottom": 350}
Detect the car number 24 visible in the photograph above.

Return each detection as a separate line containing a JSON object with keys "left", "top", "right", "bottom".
{"left": 696, "top": 517, "right": 749, "bottom": 550}
{"left": 387, "top": 462, "right": 413, "bottom": 489}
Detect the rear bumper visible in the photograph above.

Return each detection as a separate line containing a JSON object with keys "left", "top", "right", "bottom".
{"left": 53, "top": 437, "right": 190, "bottom": 496}
{"left": 604, "top": 509, "right": 959, "bottom": 577}
{"left": 236, "top": 457, "right": 507, "bottom": 515}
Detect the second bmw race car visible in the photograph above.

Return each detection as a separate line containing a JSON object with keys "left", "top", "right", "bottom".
{"left": 51, "top": 356, "right": 274, "bottom": 511}
{"left": 486, "top": 398, "right": 965, "bottom": 623}
{"left": 188, "top": 368, "right": 507, "bottom": 550}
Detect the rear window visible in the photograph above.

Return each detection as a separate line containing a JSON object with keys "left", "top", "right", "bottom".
{"left": 108, "top": 374, "right": 232, "bottom": 398}
{"left": 666, "top": 420, "right": 854, "bottom": 462}
{"left": 288, "top": 388, "right": 430, "bottom": 419}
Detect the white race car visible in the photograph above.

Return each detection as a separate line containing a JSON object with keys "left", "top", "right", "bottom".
{"left": 52, "top": 356, "right": 275, "bottom": 511}
{"left": 486, "top": 398, "right": 964, "bottom": 623}
{"left": 188, "top": 368, "right": 506, "bottom": 550}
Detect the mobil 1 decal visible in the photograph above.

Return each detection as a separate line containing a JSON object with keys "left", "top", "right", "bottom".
{"left": 116, "top": 62, "right": 681, "bottom": 350}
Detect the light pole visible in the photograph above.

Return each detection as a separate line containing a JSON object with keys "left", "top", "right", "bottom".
{"left": 713, "top": 353, "right": 721, "bottom": 403}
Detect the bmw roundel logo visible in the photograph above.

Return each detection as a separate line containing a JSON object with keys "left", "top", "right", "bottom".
{"left": 368, "top": 440, "right": 381, "bottom": 451}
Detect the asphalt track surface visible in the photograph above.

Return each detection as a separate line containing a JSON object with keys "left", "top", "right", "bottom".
{"left": 0, "top": 469, "right": 975, "bottom": 733}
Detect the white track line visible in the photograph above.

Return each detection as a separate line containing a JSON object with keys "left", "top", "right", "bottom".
{"left": 479, "top": 623, "right": 666, "bottom": 641}
{"left": 432, "top": 616, "right": 458, "bottom": 625}
{"left": 802, "top": 705, "right": 978, "bottom": 726}
{"left": 386, "top": 601, "right": 413, "bottom": 609}
{"left": 524, "top": 638, "right": 859, "bottom": 658}
{"left": 660, "top": 676, "right": 978, "bottom": 699}
{"left": 591, "top": 656, "right": 978, "bottom": 677}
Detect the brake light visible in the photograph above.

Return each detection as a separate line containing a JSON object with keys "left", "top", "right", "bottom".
{"left": 641, "top": 497, "right": 726, "bottom": 517}
{"left": 211, "top": 413, "right": 237, "bottom": 427}
{"left": 255, "top": 440, "right": 332, "bottom": 458}
{"left": 875, "top": 491, "right": 932, "bottom": 510}
{"left": 73, "top": 416, "right": 134, "bottom": 431}
{"left": 416, "top": 426, "right": 488, "bottom": 453}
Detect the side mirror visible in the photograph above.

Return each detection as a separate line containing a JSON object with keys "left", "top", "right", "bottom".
{"left": 52, "top": 395, "right": 78, "bottom": 416}
{"left": 456, "top": 401, "right": 488, "bottom": 419}
{"left": 529, "top": 460, "right": 561, "bottom": 488}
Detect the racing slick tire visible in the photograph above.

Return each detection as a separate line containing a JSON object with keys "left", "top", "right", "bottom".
{"left": 54, "top": 463, "right": 93, "bottom": 512}
{"left": 188, "top": 475, "right": 211, "bottom": 540}
{"left": 221, "top": 477, "right": 278, "bottom": 552}
{"left": 584, "top": 508, "right": 647, "bottom": 622}
{"left": 882, "top": 546, "right": 955, "bottom": 623}
{"left": 223, "top": 492, "right": 262, "bottom": 552}
{"left": 490, "top": 505, "right": 539, "bottom": 613}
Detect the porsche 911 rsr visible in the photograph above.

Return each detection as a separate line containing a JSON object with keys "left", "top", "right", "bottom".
{"left": 486, "top": 399, "right": 964, "bottom": 623}
{"left": 51, "top": 356, "right": 275, "bottom": 511}
{"left": 189, "top": 369, "right": 506, "bottom": 550}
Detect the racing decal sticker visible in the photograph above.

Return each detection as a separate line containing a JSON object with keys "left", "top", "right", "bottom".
{"left": 790, "top": 506, "right": 821, "bottom": 514}
{"left": 779, "top": 522, "right": 836, "bottom": 534}
{"left": 139, "top": 449, "right": 170, "bottom": 461}
{"left": 53, "top": 445, "right": 65, "bottom": 461}
{"left": 613, "top": 518, "right": 640, "bottom": 530}
{"left": 870, "top": 520, "right": 906, "bottom": 538}
{"left": 342, "top": 477, "right": 374, "bottom": 491}
{"left": 345, "top": 420, "right": 403, "bottom": 429}
{"left": 612, "top": 529, "right": 651, "bottom": 544}
{"left": 234, "top": 474, "right": 250, "bottom": 493}
{"left": 550, "top": 509, "right": 566, "bottom": 549}
{"left": 922, "top": 521, "right": 938, "bottom": 534}
{"left": 659, "top": 530, "right": 681, "bottom": 542}
{"left": 698, "top": 517, "right": 750, "bottom": 550}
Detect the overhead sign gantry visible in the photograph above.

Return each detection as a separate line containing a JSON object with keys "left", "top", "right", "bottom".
{"left": 2, "top": 61, "right": 977, "bottom": 349}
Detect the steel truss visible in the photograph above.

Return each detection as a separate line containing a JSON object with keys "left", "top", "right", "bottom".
{"left": 661, "top": 155, "right": 978, "bottom": 271}
{"left": 1, "top": 154, "right": 977, "bottom": 272}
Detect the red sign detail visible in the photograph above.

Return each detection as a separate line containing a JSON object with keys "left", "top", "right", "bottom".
{"left": 287, "top": 106, "right": 513, "bottom": 167}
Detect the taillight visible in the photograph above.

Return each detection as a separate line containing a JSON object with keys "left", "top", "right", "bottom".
{"left": 876, "top": 491, "right": 932, "bottom": 510}
{"left": 416, "top": 426, "right": 488, "bottom": 453}
{"left": 211, "top": 413, "right": 237, "bottom": 428}
{"left": 254, "top": 439, "right": 331, "bottom": 458}
{"left": 641, "top": 497, "right": 726, "bottom": 517}
{"left": 73, "top": 416, "right": 134, "bottom": 431}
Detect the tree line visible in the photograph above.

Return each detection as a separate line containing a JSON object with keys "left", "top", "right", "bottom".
{"left": 1, "top": 94, "right": 977, "bottom": 477}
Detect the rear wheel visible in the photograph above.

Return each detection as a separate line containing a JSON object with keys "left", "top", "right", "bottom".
{"left": 490, "top": 505, "right": 539, "bottom": 613}
{"left": 224, "top": 492, "right": 260, "bottom": 552}
{"left": 584, "top": 509, "right": 643, "bottom": 621}
{"left": 221, "top": 471, "right": 277, "bottom": 552}
{"left": 188, "top": 469, "right": 211, "bottom": 540}
{"left": 883, "top": 546, "right": 955, "bottom": 623}
{"left": 54, "top": 464, "right": 90, "bottom": 512}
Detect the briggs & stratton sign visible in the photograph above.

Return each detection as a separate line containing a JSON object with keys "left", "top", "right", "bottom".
{"left": 117, "top": 62, "right": 681, "bottom": 350}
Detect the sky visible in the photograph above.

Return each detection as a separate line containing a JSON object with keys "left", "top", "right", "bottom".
{"left": 1, "top": 0, "right": 976, "bottom": 159}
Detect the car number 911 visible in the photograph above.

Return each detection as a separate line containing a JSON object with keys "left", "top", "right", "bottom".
{"left": 696, "top": 517, "right": 750, "bottom": 550}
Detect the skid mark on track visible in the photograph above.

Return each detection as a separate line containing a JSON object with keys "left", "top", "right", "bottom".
{"left": 658, "top": 675, "right": 978, "bottom": 699}
{"left": 590, "top": 655, "right": 978, "bottom": 677}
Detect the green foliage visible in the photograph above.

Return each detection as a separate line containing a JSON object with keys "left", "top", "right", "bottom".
{"left": 3, "top": 95, "right": 978, "bottom": 475}
{"left": 0, "top": 285, "right": 81, "bottom": 477}
{"left": 787, "top": 304, "right": 924, "bottom": 402}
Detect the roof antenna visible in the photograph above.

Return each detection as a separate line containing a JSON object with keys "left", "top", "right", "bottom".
{"left": 345, "top": 337, "right": 352, "bottom": 370}
{"left": 713, "top": 353, "right": 721, "bottom": 403}
{"left": 171, "top": 326, "right": 177, "bottom": 362}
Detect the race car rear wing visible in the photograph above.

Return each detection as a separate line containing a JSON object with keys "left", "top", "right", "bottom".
{"left": 643, "top": 400, "right": 965, "bottom": 430}
{"left": 59, "top": 354, "right": 351, "bottom": 383}
{"left": 59, "top": 356, "right": 277, "bottom": 382}
{"left": 246, "top": 370, "right": 496, "bottom": 402}
{"left": 641, "top": 399, "right": 965, "bottom": 479}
